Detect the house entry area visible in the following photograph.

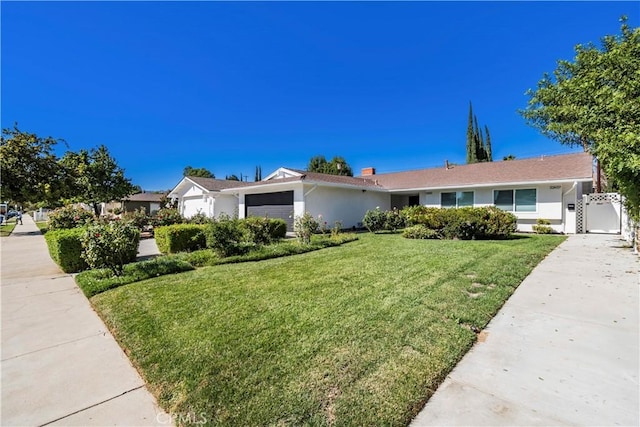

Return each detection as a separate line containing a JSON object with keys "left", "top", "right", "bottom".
{"left": 245, "top": 191, "right": 294, "bottom": 231}
{"left": 390, "top": 194, "right": 420, "bottom": 210}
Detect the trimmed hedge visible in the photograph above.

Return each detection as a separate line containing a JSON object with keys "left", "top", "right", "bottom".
{"left": 44, "top": 228, "right": 88, "bottom": 273}
{"left": 154, "top": 224, "right": 207, "bottom": 254}
{"left": 402, "top": 206, "right": 517, "bottom": 240}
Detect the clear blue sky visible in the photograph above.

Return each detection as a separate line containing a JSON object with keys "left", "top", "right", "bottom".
{"left": 2, "top": 1, "right": 638, "bottom": 191}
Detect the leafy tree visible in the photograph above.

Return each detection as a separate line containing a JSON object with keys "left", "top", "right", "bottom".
{"left": 183, "top": 165, "right": 214, "bottom": 178}
{"left": 466, "top": 103, "right": 493, "bottom": 163}
{"left": 520, "top": 18, "right": 640, "bottom": 218}
{"left": 61, "top": 145, "right": 136, "bottom": 215}
{"left": 0, "top": 125, "right": 68, "bottom": 205}
{"left": 225, "top": 174, "right": 240, "bottom": 181}
{"left": 254, "top": 165, "right": 262, "bottom": 181}
{"left": 503, "top": 154, "right": 516, "bottom": 161}
{"left": 307, "top": 155, "right": 353, "bottom": 176}
{"left": 307, "top": 155, "right": 328, "bottom": 173}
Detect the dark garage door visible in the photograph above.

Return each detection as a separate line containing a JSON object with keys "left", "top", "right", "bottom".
{"left": 246, "top": 191, "right": 294, "bottom": 231}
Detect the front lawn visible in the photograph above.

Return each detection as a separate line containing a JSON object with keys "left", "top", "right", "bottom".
{"left": 92, "top": 233, "right": 565, "bottom": 426}
{"left": 0, "top": 220, "right": 18, "bottom": 237}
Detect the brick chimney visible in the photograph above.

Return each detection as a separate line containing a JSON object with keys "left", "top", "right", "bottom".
{"left": 361, "top": 167, "right": 376, "bottom": 176}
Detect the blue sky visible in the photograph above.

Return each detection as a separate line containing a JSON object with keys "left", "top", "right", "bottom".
{"left": 2, "top": 2, "right": 638, "bottom": 191}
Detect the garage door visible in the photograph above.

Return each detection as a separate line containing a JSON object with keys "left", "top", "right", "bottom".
{"left": 246, "top": 191, "right": 294, "bottom": 231}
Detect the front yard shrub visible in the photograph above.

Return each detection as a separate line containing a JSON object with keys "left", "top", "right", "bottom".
{"left": 204, "top": 216, "right": 249, "bottom": 256}
{"left": 242, "top": 216, "right": 273, "bottom": 245}
{"left": 401, "top": 206, "right": 516, "bottom": 240}
{"left": 152, "top": 208, "right": 184, "bottom": 227}
{"left": 155, "top": 224, "right": 207, "bottom": 254}
{"left": 186, "top": 212, "right": 214, "bottom": 225}
{"left": 268, "top": 218, "right": 288, "bottom": 240}
{"left": 44, "top": 228, "right": 88, "bottom": 273}
{"left": 532, "top": 218, "right": 554, "bottom": 234}
{"left": 402, "top": 224, "right": 440, "bottom": 239}
{"left": 47, "top": 205, "right": 95, "bottom": 230}
{"left": 363, "top": 207, "right": 406, "bottom": 232}
{"left": 363, "top": 207, "right": 387, "bottom": 232}
{"left": 81, "top": 221, "right": 141, "bottom": 276}
{"left": 121, "top": 207, "right": 150, "bottom": 230}
{"left": 294, "top": 212, "right": 319, "bottom": 244}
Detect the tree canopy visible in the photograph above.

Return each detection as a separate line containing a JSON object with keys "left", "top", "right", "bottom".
{"left": 183, "top": 166, "right": 215, "bottom": 178}
{"left": 520, "top": 18, "right": 640, "bottom": 218}
{"left": 0, "top": 125, "right": 67, "bottom": 206}
{"left": 61, "top": 145, "right": 136, "bottom": 215}
{"left": 307, "top": 155, "right": 354, "bottom": 176}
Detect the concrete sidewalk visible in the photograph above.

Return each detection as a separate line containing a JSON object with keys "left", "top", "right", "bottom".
{"left": 1, "top": 214, "right": 170, "bottom": 426}
{"left": 412, "top": 234, "right": 639, "bottom": 426}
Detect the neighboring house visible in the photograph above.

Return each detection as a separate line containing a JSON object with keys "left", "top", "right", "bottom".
{"left": 169, "top": 152, "right": 595, "bottom": 233}
{"left": 168, "top": 176, "right": 253, "bottom": 218}
{"left": 122, "top": 192, "right": 168, "bottom": 215}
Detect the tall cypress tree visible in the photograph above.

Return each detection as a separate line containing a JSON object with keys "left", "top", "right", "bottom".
{"left": 466, "top": 103, "right": 493, "bottom": 163}
{"left": 485, "top": 125, "right": 493, "bottom": 161}
{"left": 466, "top": 102, "right": 477, "bottom": 163}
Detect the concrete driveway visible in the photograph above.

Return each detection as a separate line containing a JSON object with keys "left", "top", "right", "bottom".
{"left": 412, "top": 234, "right": 639, "bottom": 426}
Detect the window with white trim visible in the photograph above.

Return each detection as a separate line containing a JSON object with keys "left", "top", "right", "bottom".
{"left": 493, "top": 189, "right": 537, "bottom": 212}
{"left": 441, "top": 191, "right": 474, "bottom": 208}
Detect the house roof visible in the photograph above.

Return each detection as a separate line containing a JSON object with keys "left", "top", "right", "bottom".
{"left": 124, "top": 192, "right": 167, "bottom": 202}
{"left": 186, "top": 176, "right": 254, "bottom": 191}
{"left": 223, "top": 168, "right": 383, "bottom": 191}
{"left": 366, "top": 152, "right": 593, "bottom": 191}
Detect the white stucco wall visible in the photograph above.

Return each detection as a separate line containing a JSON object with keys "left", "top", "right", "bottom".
{"left": 304, "top": 185, "right": 390, "bottom": 229}
{"left": 175, "top": 184, "right": 212, "bottom": 218}
{"left": 214, "top": 194, "right": 239, "bottom": 218}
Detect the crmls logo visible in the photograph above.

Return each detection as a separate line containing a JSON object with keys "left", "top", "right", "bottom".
{"left": 157, "top": 411, "right": 208, "bottom": 425}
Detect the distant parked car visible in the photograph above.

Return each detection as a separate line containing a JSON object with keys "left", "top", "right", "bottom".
{"left": 6, "top": 210, "right": 20, "bottom": 219}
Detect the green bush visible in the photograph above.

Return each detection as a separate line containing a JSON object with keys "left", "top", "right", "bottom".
{"left": 186, "top": 212, "right": 214, "bottom": 225}
{"left": 121, "top": 207, "right": 150, "bottom": 230}
{"left": 44, "top": 228, "right": 88, "bottom": 273}
{"left": 155, "top": 224, "right": 207, "bottom": 254}
{"left": 203, "top": 217, "right": 249, "bottom": 256}
{"left": 532, "top": 218, "right": 554, "bottom": 234}
{"left": 47, "top": 205, "right": 95, "bottom": 230}
{"left": 242, "top": 216, "right": 273, "bottom": 245}
{"left": 81, "top": 221, "right": 141, "bottom": 276}
{"left": 402, "top": 224, "right": 440, "bottom": 239}
{"left": 363, "top": 207, "right": 406, "bottom": 232}
{"left": 268, "top": 218, "right": 288, "bottom": 240}
{"left": 294, "top": 212, "right": 319, "bottom": 244}
{"left": 152, "top": 208, "right": 184, "bottom": 227}
{"left": 400, "top": 206, "right": 517, "bottom": 240}
{"left": 363, "top": 207, "right": 387, "bottom": 232}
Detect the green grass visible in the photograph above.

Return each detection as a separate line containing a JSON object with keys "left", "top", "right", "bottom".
{"left": 0, "top": 220, "right": 17, "bottom": 237}
{"left": 91, "top": 233, "right": 565, "bottom": 426}
{"left": 76, "top": 234, "right": 358, "bottom": 297}
{"left": 35, "top": 221, "right": 49, "bottom": 234}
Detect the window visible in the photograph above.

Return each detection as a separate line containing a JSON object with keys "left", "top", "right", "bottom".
{"left": 494, "top": 190, "right": 513, "bottom": 211}
{"left": 515, "top": 189, "right": 536, "bottom": 212}
{"left": 441, "top": 191, "right": 474, "bottom": 208}
{"left": 493, "top": 189, "right": 537, "bottom": 212}
{"left": 441, "top": 192, "right": 456, "bottom": 208}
